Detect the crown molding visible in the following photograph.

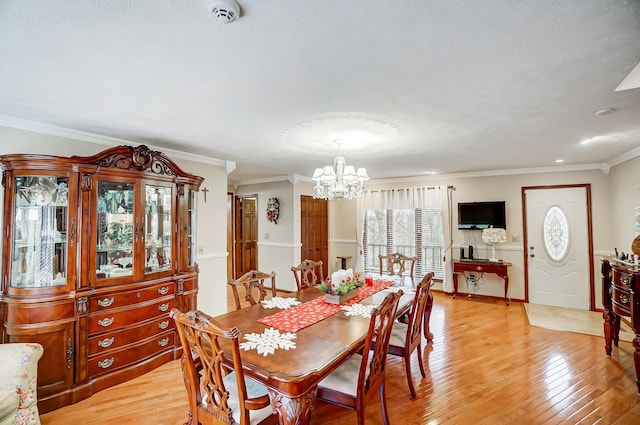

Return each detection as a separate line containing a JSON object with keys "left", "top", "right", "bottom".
{"left": 0, "top": 114, "right": 228, "bottom": 168}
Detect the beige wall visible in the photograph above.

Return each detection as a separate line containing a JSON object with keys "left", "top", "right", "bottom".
{"left": 329, "top": 167, "right": 619, "bottom": 306}
{"left": 609, "top": 155, "right": 640, "bottom": 252}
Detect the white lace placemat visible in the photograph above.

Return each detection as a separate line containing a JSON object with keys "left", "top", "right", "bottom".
{"left": 341, "top": 303, "right": 378, "bottom": 318}
{"left": 239, "top": 328, "right": 297, "bottom": 356}
{"left": 261, "top": 297, "right": 301, "bottom": 309}
{"left": 383, "top": 286, "right": 415, "bottom": 295}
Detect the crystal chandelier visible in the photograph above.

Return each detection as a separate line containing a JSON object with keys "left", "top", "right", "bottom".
{"left": 312, "top": 142, "right": 369, "bottom": 200}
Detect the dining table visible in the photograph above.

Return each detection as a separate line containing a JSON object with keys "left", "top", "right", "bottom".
{"left": 211, "top": 276, "right": 422, "bottom": 425}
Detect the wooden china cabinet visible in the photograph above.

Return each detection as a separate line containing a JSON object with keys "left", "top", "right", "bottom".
{"left": 0, "top": 145, "right": 203, "bottom": 412}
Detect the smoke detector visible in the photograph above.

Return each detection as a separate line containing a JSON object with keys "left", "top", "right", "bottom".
{"left": 211, "top": 0, "right": 240, "bottom": 23}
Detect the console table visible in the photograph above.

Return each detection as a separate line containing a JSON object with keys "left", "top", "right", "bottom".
{"left": 601, "top": 257, "right": 640, "bottom": 394}
{"left": 452, "top": 260, "right": 512, "bottom": 305}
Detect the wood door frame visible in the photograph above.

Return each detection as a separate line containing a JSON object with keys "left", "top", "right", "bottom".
{"left": 521, "top": 184, "right": 596, "bottom": 310}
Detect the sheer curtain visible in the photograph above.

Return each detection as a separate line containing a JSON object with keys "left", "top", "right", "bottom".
{"left": 361, "top": 186, "right": 454, "bottom": 292}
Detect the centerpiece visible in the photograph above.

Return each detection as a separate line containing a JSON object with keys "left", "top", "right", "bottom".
{"left": 316, "top": 269, "right": 364, "bottom": 304}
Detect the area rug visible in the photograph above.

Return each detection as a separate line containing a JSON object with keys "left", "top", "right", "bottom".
{"left": 523, "top": 303, "right": 635, "bottom": 342}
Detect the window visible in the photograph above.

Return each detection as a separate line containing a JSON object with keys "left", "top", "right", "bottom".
{"left": 364, "top": 208, "right": 444, "bottom": 279}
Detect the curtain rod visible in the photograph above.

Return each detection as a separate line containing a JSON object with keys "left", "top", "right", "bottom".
{"left": 367, "top": 185, "right": 456, "bottom": 193}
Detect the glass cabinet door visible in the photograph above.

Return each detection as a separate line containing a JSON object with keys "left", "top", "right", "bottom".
{"left": 95, "top": 181, "right": 135, "bottom": 280}
{"left": 186, "top": 189, "right": 197, "bottom": 267}
{"left": 12, "top": 176, "right": 71, "bottom": 288}
{"left": 144, "top": 183, "right": 173, "bottom": 274}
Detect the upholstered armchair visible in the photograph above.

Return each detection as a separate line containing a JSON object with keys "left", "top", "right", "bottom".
{"left": 0, "top": 343, "right": 44, "bottom": 425}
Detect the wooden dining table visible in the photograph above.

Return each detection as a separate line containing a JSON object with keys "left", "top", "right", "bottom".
{"left": 212, "top": 277, "right": 420, "bottom": 425}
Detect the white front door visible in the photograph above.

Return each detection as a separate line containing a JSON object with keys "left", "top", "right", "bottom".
{"left": 525, "top": 186, "right": 591, "bottom": 309}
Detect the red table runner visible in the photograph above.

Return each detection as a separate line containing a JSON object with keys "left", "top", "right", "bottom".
{"left": 258, "top": 280, "right": 393, "bottom": 333}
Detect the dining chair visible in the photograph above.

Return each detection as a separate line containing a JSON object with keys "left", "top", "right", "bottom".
{"left": 290, "top": 259, "right": 324, "bottom": 290}
{"left": 227, "top": 270, "right": 277, "bottom": 310}
{"left": 388, "top": 272, "right": 434, "bottom": 398}
{"left": 170, "top": 308, "right": 278, "bottom": 425}
{"left": 316, "top": 291, "right": 402, "bottom": 425}
{"left": 378, "top": 252, "right": 417, "bottom": 279}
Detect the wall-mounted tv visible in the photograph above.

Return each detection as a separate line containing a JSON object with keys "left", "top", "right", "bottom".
{"left": 457, "top": 201, "right": 506, "bottom": 230}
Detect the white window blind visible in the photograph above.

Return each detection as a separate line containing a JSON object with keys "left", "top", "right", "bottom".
{"left": 364, "top": 207, "right": 444, "bottom": 279}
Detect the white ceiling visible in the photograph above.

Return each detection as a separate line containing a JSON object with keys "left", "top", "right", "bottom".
{"left": 0, "top": 0, "right": 639, "bottom": 183}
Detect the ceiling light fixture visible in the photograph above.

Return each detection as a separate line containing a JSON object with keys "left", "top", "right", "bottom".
{"left": 595, "top": 108, "right": 615, "bottom": 116}
{"left": 312, "top": 140, "right": 369, "bottom": 200}
{"left": 211, "top": 0, "right": 240, "bottom": 23}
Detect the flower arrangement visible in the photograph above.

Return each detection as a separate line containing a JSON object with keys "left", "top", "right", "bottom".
{"left": 316, "top": 275, "right": 363, "bottom": 296}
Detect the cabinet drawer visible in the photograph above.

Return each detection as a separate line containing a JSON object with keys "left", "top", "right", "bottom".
{"left": 89, "top": 298, "right": 174, "bottom": 335}
{"left": 88, "top": 316, "right": 174, "bottom": 355}
{"left": 88, "top": 331, "right": 175, "bottom": 377}
{"left": 89, "top": 283, "right": 175, "bottom": 312}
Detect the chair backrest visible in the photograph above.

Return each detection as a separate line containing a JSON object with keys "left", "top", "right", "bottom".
{"left": 228, "top": 270, "right": 277, "bottom": 310}
{"left": 404, "top": 273, "right": 434, "bottom": 349}
{"left": 291, "top": 259, "right": 324, "bottom": 290}
{"left": 379, "top": 253, "right": 416, "bottom": 278}
{"left": 170, "top": 308, "right": 253, "bottom": 425}
{"left": 358, "top": 291, "right": 402, "bottom": 398}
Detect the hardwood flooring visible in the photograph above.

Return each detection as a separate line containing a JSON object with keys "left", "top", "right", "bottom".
{"left": 41, "top": 291, "right": 640, "bottom": 425}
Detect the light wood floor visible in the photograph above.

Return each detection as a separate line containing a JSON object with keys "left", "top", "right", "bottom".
{"left": 41, "top": 291, "right": 640, "bottom": 425}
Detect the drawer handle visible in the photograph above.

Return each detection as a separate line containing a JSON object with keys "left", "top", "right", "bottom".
{"left": 158, "top": 303, "right": 170, "bottom": 312}
{"left": 98, "top": 337, "right": 115, "bottom": 348}
{"left": 98, "top": 298, "right": 115, "bottom": 308}
{"left": 98, "top": 317, "right": 115, "bottom": 327}
{"left": 158, "top": 337, "right": 170, "bottom": 347}
{"left": 98, "top": 357, "right": 114, "bottom": 369}
{"left": 158, "top": 287, "right": 170, "bottom": 295}
{"left": 158, "top": 320, "right": 170, "bottom": 330}
{"left": 621, "top": 276, "right": 632, "bottom": 285}
{"left": 620, "top": 294, "right": 630, "bottom": 304}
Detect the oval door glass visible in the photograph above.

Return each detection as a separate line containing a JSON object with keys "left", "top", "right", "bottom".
{"left": 543, "top": 205, "right": 569, "bottom": 262}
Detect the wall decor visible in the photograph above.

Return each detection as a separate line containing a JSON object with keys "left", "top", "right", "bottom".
{"left": 266, "top": 197, "right": 280, "bottom": 224}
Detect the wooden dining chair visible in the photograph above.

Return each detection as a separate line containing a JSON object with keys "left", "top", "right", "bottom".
{"left": 170, "top": 308, "right": 278, "bottom": 425}
{"left": 227, "top": 270, "right": 277, "bottom": 310}
{"left": 378, "top": 252, "right": 417, "bottom": 278}
{"left": 290, "top": 259, "right": 324, "bottom": 290}
{"left": 316, "top": 291, "right": 402, "bottom": 425}
{"left": 388, "top": 272, "right": 434, "bottom": 398}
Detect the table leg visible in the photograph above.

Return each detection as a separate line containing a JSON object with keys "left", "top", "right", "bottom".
{"left": 452, "top": 273, "right": 458, "bottom": 299}
{"left": 503, "top": 274, "right": 510, "bottom": 305}
{"left": 603, "top": 309, "right": 615, "bottom": 356}
{"left": 634, "top": 334, "right": 640, "bottom": 394}
{"left": 423, "top": 291, "right": 434, "bottom": 342}
{"left": 269, "top": 387, "right": 317, "bottom": 425}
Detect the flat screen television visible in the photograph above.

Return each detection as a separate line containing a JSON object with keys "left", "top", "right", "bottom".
{"left": 457, "top": 201, "right": 506, "bottom": 230}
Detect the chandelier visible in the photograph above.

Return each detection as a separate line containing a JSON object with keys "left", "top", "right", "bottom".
{"left": 312, "top": 143, "right": 369, "bottom": 200}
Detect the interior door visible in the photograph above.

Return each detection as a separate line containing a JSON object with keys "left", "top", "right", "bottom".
{"left": 234, "top": 195, "right": 257, "bottom": 277}
{"left": 301, "top": 195, "right": 328, "bottom": 277}
{"left": 524, "top": 185, "right": 594, "bottom": 310}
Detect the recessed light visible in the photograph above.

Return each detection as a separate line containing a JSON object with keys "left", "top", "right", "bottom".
{"left": 595, "top": 108, "right": 615, "bottom": 116}
{"left": 555, "top": 159, "right": 564, "bottom": 163}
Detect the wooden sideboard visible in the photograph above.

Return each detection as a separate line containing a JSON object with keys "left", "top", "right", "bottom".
{"left": 452, "top": 260, "right": 511, "bottom": 304}
{"left": 601, "top": 257, "right": 640, "bottom": 393}
{"left": 0, "top": 145, "right": 203, "bottom": 412}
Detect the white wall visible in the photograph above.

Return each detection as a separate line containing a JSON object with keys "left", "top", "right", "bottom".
{"left": 0, "top": 124, "right": 230, "bottom": 316}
